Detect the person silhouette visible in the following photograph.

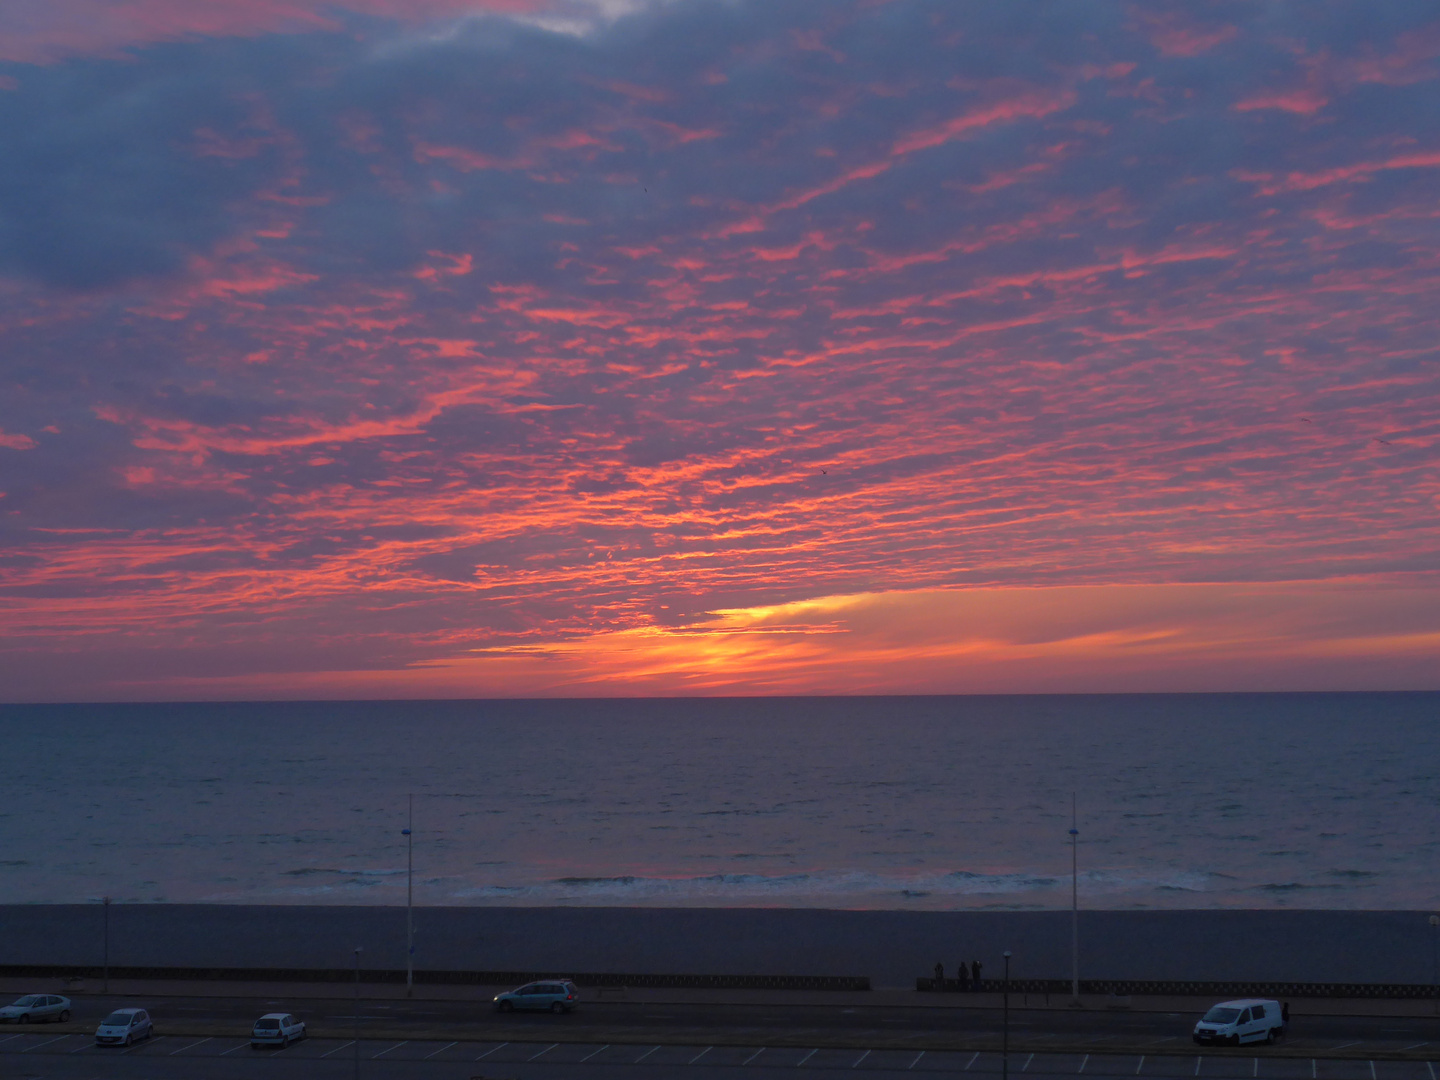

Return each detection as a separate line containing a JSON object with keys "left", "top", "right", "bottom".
{"left": 957, "top": 962, "right": 970, "bottom": 991}
{"left": 934, "top": 961, "right": 945, "bottom": 988}
{"left": 971, "top": 959, "right": 982, "bottom": 987}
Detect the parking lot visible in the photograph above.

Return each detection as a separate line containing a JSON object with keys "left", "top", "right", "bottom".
{"left": 3, "top": 1031, "right": 1439, "bottom": 1080}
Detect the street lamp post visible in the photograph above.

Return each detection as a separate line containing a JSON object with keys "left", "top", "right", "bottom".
{"left": 1002, "top": 950, "right": 1013, "bottom": 1080}
{"left": 1070, "top": 793, "right": 1080, "bottom": 1005}
{"left": 404, "top": 793, "right": 413, "bottom": 998}
{"left": 353, "top": 946, "right": 363, "bottom": 1080}
{"left": 103, "top": 896, "right": 110, "bottom": 994}
{"left": 1429, "top": 915, "right": 1438, "bottom": 1015}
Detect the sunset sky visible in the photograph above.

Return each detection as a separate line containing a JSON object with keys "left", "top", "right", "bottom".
{"left": 1, "top": 0, "right": 1438, "bottom": 700}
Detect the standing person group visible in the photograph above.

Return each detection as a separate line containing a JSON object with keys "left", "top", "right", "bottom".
{"left": 937, "top": 956, "right": 983, "bottom": 990}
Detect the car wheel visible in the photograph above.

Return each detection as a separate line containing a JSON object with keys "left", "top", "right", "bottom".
{"left": 550, "top": 1001, "right": 565, "bottom": 1014}
{"left": 59, "top": 1011, "right": 70, "bottom": 1023}
{"left": 17, "top": 1014, "right": 28, "bottom": 1025}
{"left": 498, "top": 1000, "right": 513, "bottom": 1013}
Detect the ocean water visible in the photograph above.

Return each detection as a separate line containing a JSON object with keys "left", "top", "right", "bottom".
{"left": 1, "top": 694, "right": 1437, "bottom": 910}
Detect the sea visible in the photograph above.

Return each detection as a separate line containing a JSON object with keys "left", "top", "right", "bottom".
{"left": 1, "top": 694, "right": 1437, "bottom": 910}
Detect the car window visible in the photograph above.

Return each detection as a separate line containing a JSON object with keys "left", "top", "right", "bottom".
{"left": 1252, "top": 1004, "right": 1266, "bottom": 1020}
{"left": 256, "top": 1018, "right": 279, "bottom": 1029}
{"left": 14, "top": 996, "right": 39, "bottom": 1007}
{"left": 1202, "top": 1007, "right": 1240, "bottom": 1023}
{"left": 103, "top": 1011, "right": 132, "bottom": 1024}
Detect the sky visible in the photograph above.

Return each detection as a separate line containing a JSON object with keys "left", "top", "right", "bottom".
{"left": 1, "top": 0, "right": 1438, "bottom": 700}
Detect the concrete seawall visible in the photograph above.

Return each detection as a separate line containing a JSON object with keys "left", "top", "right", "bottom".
{"left": 1, "top": 906, "right": 1435, "bottom": 990}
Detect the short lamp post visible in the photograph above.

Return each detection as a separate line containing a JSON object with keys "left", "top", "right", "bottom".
{"left": 404, "top": 793, "right": 414, "bottom": 997}
{"left": 353, "top": 946, "right": 363, "bottom": 1080}
{"left": 1002, "top": 950, "right": 1013, "bottom": 1080}
{"left": 1429, "top": 915, "right": 1438, "bottom": 1015}
{"left": 103, "top": 896, "right": 110, "bottom": 994}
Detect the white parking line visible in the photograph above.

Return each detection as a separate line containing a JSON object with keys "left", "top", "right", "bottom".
{"left": 1427, "top": 1062, "right": 1436, "bottom": 1080}
{"left": 423, "top": 1041, "right": 456, "bottom": 1060}
{"left": 1253, "top": 1058, "right": 1258, "bottom": 1077}
{"left": 908, "top": 1051, "right": 925, "bottom": 1070}
{"left": 1332, "top": 1043, "right": 1361, "bottom": 1051}
{"left": 529, "top": 1043, "right": 558, "bottom": 1061}
{"left": 1369, "top": 1062, "right": 1376, "bottom": 1080}
{"left": 1079, "top": 1054, "right": 1090, "bottom": 1073}
{"left": 21, "top": 1034, "right": 73, "bottom": 1052}
{"left": 742, "top": 1047, "right": 766, "bottom": 1065}
{"left": 1311, "top": 1060, "right": 1316, "bottom": 1079}
{"left": 581, "top": 1045, "right": 612, "bottom": 1063}
{"left": 1398, "top": 1043, "right": 1428, "bottom": 1052}
{"left": 319, "top": 1040, "right": 355, "bottom": 1058}
{"left": 121, "top": 1036, "right": 162, "bottom": 1054}
{"left": 1195, "top": 1056, "right": 1203, "bottom": 1076}
{"left": 797, "top": 1048, "right": 818, "bottom": 1066}
{"left": 634, "top": 1045, "right": 661, "bottom": 1063}
{"left": 966, "top": 1051, "right": 981, "bottom": 1070}
{"left": 475, "top": 1042, "right": 509, "bottom": 1061}
{"left": 220, "top": 1040, "right": 253, "bottom": 1056}
{"left": 1136, "top": 1056, "right": 1145, "bottom": 1074}
{"left": 1024, "top": 1053, "right": 1035, "bottom": 1072}
{"left": 372, "top": 1041, "right": 407, "bottom": 1059}
{"left": 853, "top": 1049, "right": 871, "bottom": 1068}
{"left": 170, "top": 1037, "right": 211, "bottom": 1055}
{"left": 690, "top": 1046, "right": 713, "bottom": 1065}
{"left": 0, "top": 1034, "right": 25, "bottom": 1046}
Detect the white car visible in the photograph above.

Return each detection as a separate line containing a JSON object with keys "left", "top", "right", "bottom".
{"left": 0, "top": 994, "right": 70, "bottom": 1023}
{"left": 1193, "top": 998, "right": 1284, "bottom": 1045}
{"left": 251, "top": 1012, "right": 306, "bottom": 1048}
{"left": 95, "top": 1007, "right": 153, "bottom": 1046}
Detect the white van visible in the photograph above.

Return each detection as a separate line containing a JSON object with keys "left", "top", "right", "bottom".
{"left": 1192, "top": 999, "right": 1284, "bottom": 1045}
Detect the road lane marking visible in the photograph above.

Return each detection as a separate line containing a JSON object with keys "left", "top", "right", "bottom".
{"left": 474, "top": 1043, "right": 508, "bottom": 1061}
{"left": 528, "top": 1043, "right": 558, "bottom": 1061}
{"left": 423, "top": 1041, "right": 456, "bottom": 1059}
{"left": 1136, "top": 1055, "right": 1145, "bottom": 1074}
{"left": 21, "top": 1034, "right": 72, "bottom": 1052}
{"left": 170, "top": 1038, "right": 211, "bottom": 1055}
{"left": 908, "top": 1051, "right": 925, "bottom": 1069}
{"left": 634, "top": 1045, "right": 661, "bottom": 1063}
{"left": 852, "top": 1049, "right": 871, "bottom": 1068}
{"left": 797, "top": 1048, "right": 818, "bottom": 1066}
{"left": 319, "top": 1041, "right": 355, "bottom": 1059}
{"left": 742, "top": 1047, "right": 767, "bottom": 1065}
{"left": 581, "top": 1044, "right": 612, "bottom": 1062}
{"left": 1079, "top": 1053, "right": 1090, "bottom": 1073}
{"left": 966, "top": 1051, "right": 981, "bottom": 1070}
{"left": 372, "top": 1041, "right": 407, "bottom": 1059}
{"left": 690, "top": 1046, "right": 713, "bottom": 1065}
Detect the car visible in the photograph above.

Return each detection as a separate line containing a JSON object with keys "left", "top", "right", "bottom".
{"left": 493, "top": 980, "right": 579, "bottom": 1013}
{"left": 95, "top": 1007, "right": 153, "bottom": 1046}
{"left": 251, "top": 1012, "right": 306, "bottom": 1048}
{"left": 1193, "top": 998, "right": 1284, "bottom": 1045}
{"left": 0, "top": 994, "right": 70, "bottom": 1024}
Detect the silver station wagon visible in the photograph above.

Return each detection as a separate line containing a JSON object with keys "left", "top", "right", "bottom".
{"left": 494, "top": 980, "right": 579, "bottom": 1013}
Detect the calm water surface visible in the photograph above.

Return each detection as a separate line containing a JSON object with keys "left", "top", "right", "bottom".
{"left": 1, "top": 694, "right": 1436, "bottom": 909}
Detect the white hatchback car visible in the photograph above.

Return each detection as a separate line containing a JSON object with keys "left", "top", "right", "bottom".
{"left": 95, "top": 1007, "right": 153, "bottom": 1046}
{"left": 0, "top": 994, "right": 71, "bottom": 1024}
{"left": 251, "top": 1012, "right": 306, "bottom": 1048}
{"left": 1193, "top": 998, "right": 1284, "bottom": 1045}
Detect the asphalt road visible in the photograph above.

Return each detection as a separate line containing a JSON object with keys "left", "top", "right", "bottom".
{"left": 4, "top": 993, "right": 1440, "bottom": 1056}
